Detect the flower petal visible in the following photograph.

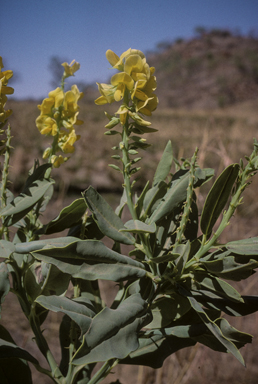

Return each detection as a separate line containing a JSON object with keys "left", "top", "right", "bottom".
{"left": 106, "top": 50, "right": 120, "bottom": 67}
{"left": 111, "top": 72, "right": 134, "bottom": 90}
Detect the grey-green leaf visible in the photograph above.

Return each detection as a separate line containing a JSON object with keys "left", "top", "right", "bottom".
{"left": 147, "top": 293, "right": 191, "bottom": 329}
{"left": 121, "top": 220, "right": 156, "bottom": 234}
{"left": 200, "top": 163, "right": 240, "bottom": 236}
{"left": 40, "top": 198, "right": 86, "bottom": 234}
{"left": 83, "top": 186, "right": 135, "bottom": 245}
{"left": 193, "top": 270, "right": 244, "bottom": 303}
{"left": 1, "top": 179, "right": 54, "bottom": 226}
{"left": 36, "top": 295, "right": 94, "bottom": 335}
{"left": 186, "top": 293, "right": 245, "bottom": 365}
{"left": 0, "top": 338, "right": 38, "bottom": 365}
{"left": 72, "top": 293, "right": 147, "bottom": 364}
{"left": 149, "top": 172, "right": 190, "bottom": 224}
{"left": 153, "top": 140, "right": 173, "bottom": 186}
{"left": 0, "top": 263, "right": 10, "bottom": 319}
{"left": 32, "top": 240, "right": 146, "bottom": 282}
{"left": 200, "top": 251, "right": 258, "bottom": 281}
{"left": 225, "top": 237, "right": 258, "bottom": 255}
{"left": 0, "top": 240, "right": 15, "bottom": 259}
{"left": 121, "top": 329, "right": 196, "bottom": 368}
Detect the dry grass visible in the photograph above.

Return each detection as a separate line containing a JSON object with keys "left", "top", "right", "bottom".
{"left": 2, "top": 98, "right": 258, "bottom": 383}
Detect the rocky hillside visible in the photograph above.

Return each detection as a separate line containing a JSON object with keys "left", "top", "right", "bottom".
{"left": 147, "top": 29, "right": 258, "bottom": 109}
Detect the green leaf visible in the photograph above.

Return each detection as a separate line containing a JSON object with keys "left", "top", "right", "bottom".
{"left": 182, "top": 289, "right": 246, "bottom": 365}
{"left": 1, "top": 178, "right": 54, "bottom": 226}
{"left": 24, "top": 263, "right": 70, "bottom": 303}
{"left": 216, "top": 318, "right": 252, "bottom": 348}
{"left": 0, "top": 324, "right": 33, "bottom": 383}
{"left": 225, "top": 237, "right": 258, "bottom": 255}
{"left": 121, "top": 329, "right": 196, "bottom": 368}
{"left": 76, "top": 279, "right": 104, "bottom": 314}
{"left": 24, "top": 162, "right": 52, "bottom": 189}
{"left": 32, "top": 240, "right": 146, "bottom": 282}
{"left": 149, "top": 171, "right": 190, "bottom": 224}
{"left": 59, "top": 315, "right": 71, "bottom": 376}
{"left": 108, "top": 164, "right": 121, "bottom": 172}
{"left": 36, "top": 295, "right": 94, "bottom": 335}
{"left": 83, "top": 186, "right": 135, "bottom": 245}
{"left": 0, "top": 183, "right": 14, "bottom": 205}
{"left": 142, "top": 181, "right": 167, "bottom": 220}
{"left": 191, "top": 317, "right": 252, "bottom": 354}
{"left": 192, "top": 292, "right": 258, "bottom": 317}
{"left": 147, "top": 293, "right": 191, "bottom": 329}
{"left": 131, "top": 124, "right": 158, "bottom": 134}
{"left": 72, "top": 293, "right": 147, "bottom": 364}
{"left": 200, "top": 163, "right": 240, "bottom": 236}
{"left": 174, "top": 241, "right": 190, "bottom": 276}
{"left": 0, "top": 263, "right": 10, "bottom": 319}
{"left": 184, "top": 196, "right": 199, "bottom": 241}
{"left": 134, "top": 180, "right": 149, "bottom": 218}
{"left": 200, "top": 250, "right": 258, "bottom": 281}
{"left": 153, "top": 140, "right": 173, "bottom": 186}
{"left": 194, "top": 167, "right": 214, "bottom": 187}
{"left": 121, "top": 220, "right": 156, "bottom": 234}
{"left": 115, "top": 188, "right": 127, "bottom": 217}
{"left": 193, "top": 270, "right": 244, "bottom": 303}
{"left": 74, "top": 317, "right": 147, "bottom": 365}
{"left": 0, "top": 240, "right": 15, "bottom": 259}
{"left": 15, "top": 236, "right": 79, "bottom": 254}
{"left": 39, "top": 198, "right": 86, "bottom": 235}
{"left": 0, "top": 358, "right": 32, "bottom": 383}
{"left": 0, "top": 338, "right": 38, "bottom": 365}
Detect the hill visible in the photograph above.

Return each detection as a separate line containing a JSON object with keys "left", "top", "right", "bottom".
{"left": 147, "top": 29, "right": 258, "bottom": 109}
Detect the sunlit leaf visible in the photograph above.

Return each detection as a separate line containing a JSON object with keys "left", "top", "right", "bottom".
{"left": 32, "top": 239, "right": 146, "bottom": 282}
{"left": 72, "top": 293, "right": 147, "bottom": 364}
{"left": 121, "top": 220, "right": 156, "bottom": 234}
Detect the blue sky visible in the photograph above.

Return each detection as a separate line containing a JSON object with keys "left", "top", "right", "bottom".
{"left": 2, "top": 0, "right": 258, "bottom": 100}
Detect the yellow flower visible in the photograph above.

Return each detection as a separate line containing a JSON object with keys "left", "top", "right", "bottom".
{"left": 106, "top": 50, "right": 120, "bottom": 67}
{"left": 0, "top": 57, "right": 14, "bottom": 126}
{"left": 95, "top": 48, "right": 158, "bottom": 126}
{"left": 111, "top": 72, "right": 134, "bottom": 101}
{"left": 36, "top": 115, "right": 58, "bottom": 136}
{"left": 116, "top": 104, "right": 129, "bottom": 124}
{"left": 128, "top": 111, "right": 152, "bottom": 126}
{"left": 95, "top": 83, "right": 117, "bottom": 104}
{"left": 37, "top": 97, "right": 55, "bottom": 115}
{"left": 107, "top": 48, "right": 145, "bottom": 71}
{"left": 51, "top": 154, "right": 67, "bottom": 168}
{"left": 63, "top": 85, "right": 83, "bottom": 114}
{"left": 59, "top": 129, "right": 80, "bottom": 153}
{"left": 62, "top": 60, "right": 80, "bottom": 78}
{"left": 48, "top": 87, "right": 64, "bottom": 109}
{"left": 136, "top": 94, "right": 159, "bottom": 116}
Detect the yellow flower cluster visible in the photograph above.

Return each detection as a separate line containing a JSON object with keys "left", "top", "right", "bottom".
{"left": 36, "top": 61, "right": 83, "bottom": 167}
{"left": 95, "top": 49, "right": 158, "bottom": 124}
{"left": 0, "top": 57, "right": 14, "bottom": 126}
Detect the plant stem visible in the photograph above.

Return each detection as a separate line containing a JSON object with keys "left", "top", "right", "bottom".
{"left": 66, "top": 280, "right": 81, "bottom": 381}
{"left": 121, "top": 121, "right": 137, "bottom": 221}
{"left": 30, "top": 307, "right": 64, "bottom": 384}
{"left": 121, "top": 121, "right": 157, "bottom": 273}
{"left": 87, "top": 359, "right": 118, "bottom": 384}
{"left": 0, "top": 123, "right": 12, "bottom": 240}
